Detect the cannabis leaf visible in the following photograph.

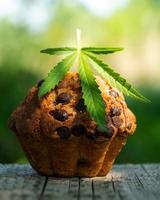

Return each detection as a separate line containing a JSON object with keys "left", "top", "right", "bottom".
{"left": 78, "top": 53, "right": 107, "bottom": 132}
{"left": 40, "top": 47, "right": 76, "bottom": 55}
{"left": 85, "top": 53, "right": 150, "bottom": 102}
{"left": 38, "top": 30, "right": 149, "bottom": 132}
{"left": 82, "top": 47, "right": 123, "bottom": 55}
{"left": 38, "top": 53, "right": 76, "bottom": 97}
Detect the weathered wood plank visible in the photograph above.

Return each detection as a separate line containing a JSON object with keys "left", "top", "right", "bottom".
{"left": 0, "top": 164, "right": 160, "bottom": 200}
{"left": 111, "top": 164, "right": 160, "bottom": 200}
{"left": 92, "top": 176, "right": 117, "bottom": 200}
{"left": 42, "top": 177, "right": 70, "bottom": 199}
{"left": 0, "top": 164, "right": 45, "bottom": 200}
{"left": 68, "top": 178, "right": 79, "bottom": 199}
{"left": 0, "top": 164, "right": 37, "bottom": 177}
{"left": 79, "top": 178, "right": 93, "bottom": 200}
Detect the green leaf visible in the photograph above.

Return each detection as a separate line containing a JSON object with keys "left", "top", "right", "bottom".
{"left": 38, "top": 53, "right": 76, "bottom": 97}
{"left": 40, "top": 47, "right": 76, "bottom": 55}
{"left": 82, "top": 47, "right": 123, "bottom": 55}
{"left": 86, "top": 53, "right": 150, "bottom": 102}
{"left": 78, "top": 53, "right": 108, "bottom": 132}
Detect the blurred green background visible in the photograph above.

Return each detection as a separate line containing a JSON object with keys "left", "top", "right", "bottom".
{"left": 0, "top": 0, "right": 160, "bottom": 164}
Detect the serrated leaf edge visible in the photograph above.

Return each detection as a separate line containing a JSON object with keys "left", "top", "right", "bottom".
{"left": 82, "top": 47, "right": 123, "bottom": 55}
{"left": 40, "top": 47, "right": 77, "bottom": 55}
{"left": 38, "top": 53, "right": 77, "bottom": 97}
{"left": 85, "top": 53, "right": 150, "bottom": 102}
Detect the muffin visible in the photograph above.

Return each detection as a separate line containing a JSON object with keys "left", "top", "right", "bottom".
{"left": 9, "top": 72, "right": 136, "bottom": 177}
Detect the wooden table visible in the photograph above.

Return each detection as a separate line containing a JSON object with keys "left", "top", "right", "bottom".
{"left": 0, "top": 164, "right": 160, "bottom": 200}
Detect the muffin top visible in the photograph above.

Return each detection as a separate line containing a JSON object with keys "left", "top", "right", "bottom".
{"left": 9, "top": 72, "right": 136, "bottom": 140}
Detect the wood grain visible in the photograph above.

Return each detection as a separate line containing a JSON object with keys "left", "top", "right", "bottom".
{"left": 0, "top": 164, "right": 160, "bottom": 200}
{"left": 0, "top": 164, "right": 45, "bottom": 200}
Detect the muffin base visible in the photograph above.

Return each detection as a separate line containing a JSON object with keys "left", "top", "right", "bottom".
{"left": 15, "top": 130, "right": 127, "bottom": 177}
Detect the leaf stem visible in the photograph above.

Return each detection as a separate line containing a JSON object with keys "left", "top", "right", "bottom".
{"left": 76, "top": 28, "right": 81, "bottom": 53}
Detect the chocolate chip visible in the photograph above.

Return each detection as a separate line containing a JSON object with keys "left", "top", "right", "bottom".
{"left": 112, "top": 116, "right": 123, "bottom": 128}
{"left": 56, "top": 126, "right": 71, "bottom": 139}
{"left": 50, "top": 109, "right": 68, "bottom": 121}
{"left": 105, "top": 127, "right": 114, "bottom": 138}
{"left": 56, "top": 93, "right": 71, "bottom": 104}
{"left": 109, "top": 89, "right": 119, "bottom": 97}
{"left": 95, "top": 128, "right": 104, "bottom": 136}
{"left": 95, "top": 127, "right": 113, "bottom": 139}
{"left": 77, "top": 158, "right": 88, "bottom": 165}
{"left": 71, "top": 124, "right": 86, "bottom": 136}
{"left": 86, "top": 132, "right": 98, "bottom": 140}
{"left": 127, "top": 122, "right": 132, "bottom": 130}
{"left": 37, "top": 79, "right": 44, "bottom": 87}
{"left": 75, "top": 99, "right": 86, "bottom": 111}
{"left": 119, "top": 131, "right": 128, "bottom": 138}
{"left": 110, "top": 107, "right": 122, "bottom": 117}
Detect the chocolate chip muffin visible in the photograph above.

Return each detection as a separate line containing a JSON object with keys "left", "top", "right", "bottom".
{"left": 8, "top": 72, "right": 136, "bottom": 177}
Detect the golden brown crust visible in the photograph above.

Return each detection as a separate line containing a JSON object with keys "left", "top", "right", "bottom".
{"left": 98, "top": 135, "right": 127, "bottom": 176}
{"left": 8, "top": 72, "right": 136, "bottom": 177}
{"left": 98, "top": 107, "right": 136, "bottom": 176}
